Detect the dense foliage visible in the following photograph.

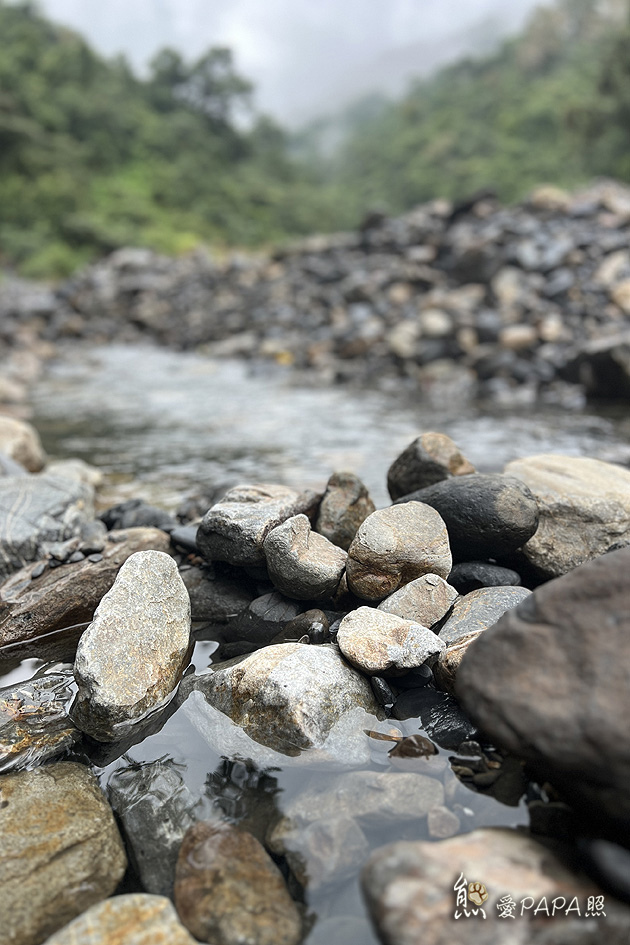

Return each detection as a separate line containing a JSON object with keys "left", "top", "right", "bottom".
{"left": 1, "top": 0, "right": 630, "bottom": 276}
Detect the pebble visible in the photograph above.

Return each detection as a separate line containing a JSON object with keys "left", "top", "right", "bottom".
{"left": 174, "top": 820, "right": 302, "bottom": 945}
{"left": 226, "top": 590, "right": 302, "bottom": 646}
{"left": 396, "top": 473, "right": 539, "bottom": 561}
{"left": 263, "top": 514, "right": 347, "bottom": 600}
{"left": 71, "top": 549, "right": 191, "bottom": 741}
{"left": 438, "top": 585, "right": 531, "bottom": 644}
{"left": 387, "top": 432, "right": 475, "bottom": 500}
{"left": 377, "top": 573, "right": 458, "bottom": 627}
{"left": 315, "top": 470, "right": 376, "bottom": 550}
{"left": 42, "top": 894, "right": 200, "bottom": 945}
{"left": 346, "top": 502, "right": 452, "bottom": 602}
{"left": 337, "top": 606, "right": 445, "bottom": 675}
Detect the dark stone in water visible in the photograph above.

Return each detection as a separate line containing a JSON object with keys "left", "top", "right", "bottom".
{"left": 226, "top": 591, "right": 303, "bottom": 646}
{"left": 392, "top": 687, "right": 479, "bottom": 749}
{"left": 448, "top": 561, "right": 521, "bottom": 594}
{"left": 370, "top": 676, "right": 396, "bottom": 707}
{"left": 170, "top": 525, "right": 199, "bottom": 554}
{"left": 100, "top": 498, "right": 176, "bottom": 532}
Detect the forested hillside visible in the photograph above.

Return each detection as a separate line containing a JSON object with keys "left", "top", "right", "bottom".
{"left": 1, "top": 0, "right": 630, "bottom": 277}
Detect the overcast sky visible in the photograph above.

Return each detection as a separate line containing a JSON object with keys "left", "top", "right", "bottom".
{"left": 39, "top": 0, "right": 542, "bottom": 124}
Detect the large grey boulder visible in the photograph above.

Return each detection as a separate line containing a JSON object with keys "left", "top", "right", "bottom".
{"left": 337, "top": 606, "right": 445, "bottom": 675}
{"left": 505, "top": 453, "right": 630, "bottom": 577}
{"left": 457, "top": 546, "right": 630, "bottom": 827}
{"left": 0, "top": 762, "right": 127, "bottom": 945}
{"left": 0, "top": 475, "right": 93, "bottom": 580}
{"left": 362, "top": 828, "right": 630, "bottom": 945}
{"left": 197, "top": 483, "right": 319, "bottom": 566}
{"left": 346, "top": 502, "right": 452, "bottom": 602}
{"left": 42, "top": 894, "right": 198, "bottom": 945}
{"left": 387, "top": 432, "right": 475, "bottom": 500}
{"left": 263, "top": 514, "right": 347, "bottom": 600}
{"left": 71, "top": 550, "right": 191, "bottom": 741}
{"left": 438, "top": 586, "right": 531, "bottom": 644}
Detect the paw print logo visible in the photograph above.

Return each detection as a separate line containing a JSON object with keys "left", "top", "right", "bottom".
{"left": 468, "top": 882, "right": 488, "bottom": 906}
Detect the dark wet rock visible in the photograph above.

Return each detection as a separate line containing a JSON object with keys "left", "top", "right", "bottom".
{"left": 170, "top": 524, "right": 199, "bottom": 553}
{"left": 71, "top": 550, "right": 191, "bottom": 741}
{"left": 378, "top": 573, "right": 458, "bottom": 627}
{"left": 397, "top": 473, "right": 539, "bottom": 562}
{"left": 0, "top": 528, "right": 171, "bottom": 660}
{"left": 337, "top": 606, "right": 445, "bottom": 676}
{"left": 205, "top": 759, "right": 280, "bottom": 845}
{"left": 99, "top": 498, "right": 176, "bottom": 532}
{"left": 371, "top": 676, "right": 396, "bottom": 706}
{"left": 438, "top": 586, "right": 531, "bottom": 644}
{"left": 392, "top": 687, "right": 479, "bottom": 749}
{"left": 448, "top": 560, "right": 521, "bottom": 594}
{"left": 362, "top": 828, "right": 630, "bottom": 945}
{"left": 0, "top": 664, "right": 79, "bottom": 773}
{"left": 346, "top": 502, "right": 452, "bottom": 602}
{"left": 174, "top": 820, "right": 302, "bottom": 945}
{"left": 263, "top": 514, "right": 347, "bottom": 600}
{"left": 0, "top": 475, "right": 93, "bottom": 581}
{"left": 387, "top": 432, "right": 475, "bottom": 501}
{"left": 433, "top": 631, "right": 484, "bottom": 695}
{"left": 107, "top": 758, "right": 208, "bottom": 898}
{"left": 0, "top": 761, "right": 127, "bottom": 945}
{"left": 279, "top": 609, "right": 329, "bottom": 644}
{"left": 0, "top": 416, "right": 45, "bottom": 472}
{"left": 578, "top": 838, "right": 630, "bottom": 905}
{"left": 315, "top": 471, "right": 376, "bottom": 550}
{"left": 505, "top": 453, "right": 630, "bottom": 577}
{"left": 42, "top": 894, "right": 198, "bottom": 945}
{"left": 180, "top": 563, "right": 255, "bottom": 622}
{"left": 567, "top": 331, "right": 630, "bottom": 400}
{"left": 457, "top": 546, "right": 630, "bottom": 827}
{"left": 267, "top": 770, "right": 443, "bottom": 891}
{"left": 226, "top": 590, "right": 303, "bottom": 646}
{"left": 183, "top": 642, "right": 380, "bottom": 759}
{"left": 197, "top": 483, "right": 319, "bottom": 567}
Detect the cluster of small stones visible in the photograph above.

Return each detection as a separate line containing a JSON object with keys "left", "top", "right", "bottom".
{"left": 4, "top": 180, "right": 630, "bottom": 410}
{"left": 3, "top": 417, "right": 630, "bottom": 943}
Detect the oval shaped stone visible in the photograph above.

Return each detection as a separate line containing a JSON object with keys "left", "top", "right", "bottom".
{"left": 263, "top": 514, "right": 347, "bottom": 600}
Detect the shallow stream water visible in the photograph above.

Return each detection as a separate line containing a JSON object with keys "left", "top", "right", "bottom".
{"left": 5, "top": 343, "right": 630, "bottom": 942}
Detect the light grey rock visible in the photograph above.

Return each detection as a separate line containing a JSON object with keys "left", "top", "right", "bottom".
{"left": 315, "top": 471, "right": 376, "bottom": 550}
{"left": 0, "top": 475, "right": 94, "bottom": 580}
{"left": 457, "top": 546, "right": 630, "bottom": 828}
{"left": 362, "top": 828, "right": 630, "bottom": 945}
{"left": 0, "top": 761, "right": 127, "bottom": 945}
{"left": 71, "top": 550, "right": 191, "bottom": 741}
{"left": 438, "top": 586, "right": 531, "bottom": 644}
{"left": 175, "top": 821, "right": 302, "bottom": 945}
{"left": 387, "top": 432, "right": 475, "bottom": 501}
{"left": 107, "top": 759, "right": 209, "bottom": 898}
{"left": 346, "top": 502, "right": 452, "bottom": 602}
{"left": 427, "top": 805, "right": 460, "bottom": 838}
{"left": 263, "top": 514, "right": 347, "bottom": 600}
{"left": 337, "top": 606, "right": 445, "bottom": 675}
{"left": 0, "top": 416, "right": 45, "bottom": 472}
{"left": 42, "top": 894, "right": 198, "bottom": 945}
{"left": 184, "top": 642, "right": 380, "bottom": 758}
{"left": 378, "top": 573, "right": 458, "bottom": 627}
{"left": 505, "top": 453, "right": 630, "bottom": 577}
{"left": 197, "top": 483, "right": 319, "bottom": 566}
{"left": 0, "top": 664, "right": 79, "bottom": 774}
{"left": 269, "top": 814, "right": 369, "bottom": 891}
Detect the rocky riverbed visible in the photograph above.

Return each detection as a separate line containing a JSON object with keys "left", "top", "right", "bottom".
{"left": 2, "top": 416, "right": 630, "bottom": 944}
{"left": 4, "top": 178, "right": 630, "bottom": 410}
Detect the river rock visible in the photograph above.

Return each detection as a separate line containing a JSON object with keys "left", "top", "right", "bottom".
{"left": 448, "top": 560, "right": 521, "bottom": 594}
{"left": 504, "top": 453, "right": 630, "bottom": 577}
{"left": 42, "top": 894, "right": 198, "bottom": 945}
{"left": 392, "top": 687, "right": 479, "bottom": 749}
{"left": 457, "top": 546, "right": 630, "bottom": 827}
{"left": 315, "top": 471, "right": 376, "bottom": 550}
{"left": 433, "top": 631, "right": 484, "bottom": 694}
{"left": 100, "top": 498, "right": 176, "bottom": 531}
{"left": 174, "top": 820, "right": 302, "bottom": 945}
{"left": 272, "top": 814, "right": 370, "bottom": 891}
{"left": 225, "top": 590, "right": 303, "bottom": 646}
{"left": 337, "top": 606, "right": 445, "bottom": 675}
{"left": 184, "top": 642, "right": 380, "bottom": 757}
{"left": 71, "top": 549, "right": 191, "bottom": 741}
{"left": 0, "top": 475, "right": 93, "bottom": 580}
{"left": 438, "top": 586, "right": 532, "bottom": 644}
{"left": 107, "top": 758, "right": 208, "bottom": 898}
{"left": 180, "top": 563, "right": 255, "bottom": 622}
{"left": 378, "top": 573, "right": 458, "bottom": 627}
{"left": 346, "top": 502, "right": 452, "bottom": 602}
{"left": 397, "top": 473, "right": 539, "bottom": 561}
{"left": 0, "top": 664, "right": 79, "bottom": 773}
{"left": 362, "top": 828, "right": 630, "bottom": 945}
{"left": 0, "top": 761, "right": 127, "bottom": 945}
{"left": 197, "top": 483, "right": 319, "bottom": 566}
{"left": 0, "top": 528, "right": 171, "bottom": 657}
{"left": 263, "top": 514, "right": 347, "bottom": 600}
{"left": 0, "top": 416, "right": 45, "bottom": 472}
{"left": 387, "top": 432, "right": 475, "bottom": 500}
